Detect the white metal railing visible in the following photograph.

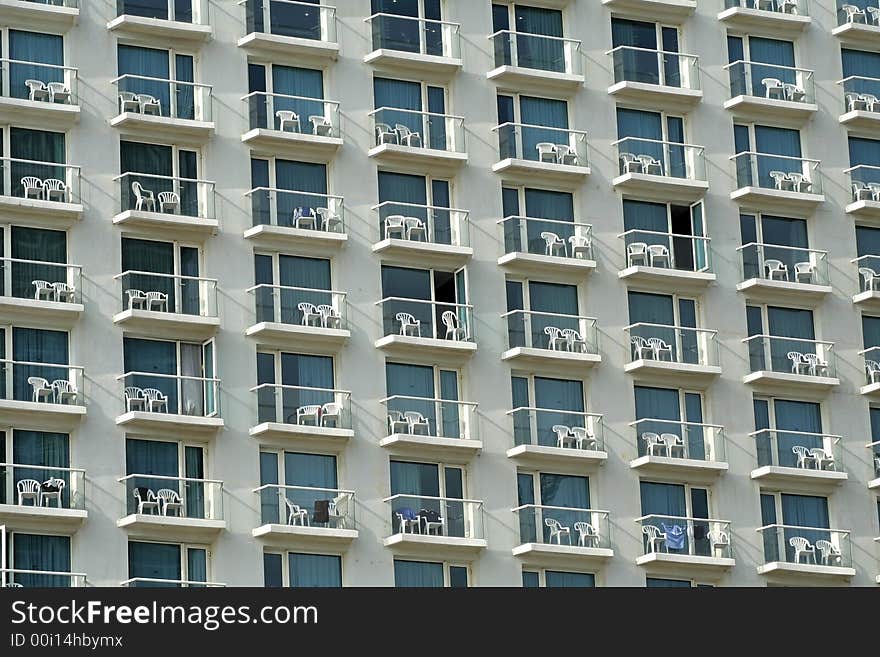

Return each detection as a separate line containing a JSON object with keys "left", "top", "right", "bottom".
{"left": 115, "top": 270, "right": 217, "bottom": 317}
{"left": 489, "top": 30, "right": 582, "bottom": 76}
{"left": 370, "top": 107, "right": 465, "bottom": 154}
{"left": 0, "top": 359, "right": 83, "bottom": 406}
{"left": 620, "top": 229, "right": 711, "bottom": 273}
{"left": 0, "top": 462, "right": 85, "bottom": 510}
{"left": 846, "top": 165, "right": 880, "bottom": 203}
{"left": 0, "top": 256, "right": 81, "bottom": 304}
{"left": 725, "top": 60, "right": 814, "bottom": 103}
{"left": 750, "top": 428, "right": 842, "bottom": 472}
{"left": 502, "top": 309, "right": 598, "bottom": 354}
{"left": 0, "top": 58, "right": 78, "bottom": 105}
{"left": 241, "top": 91, "right": 339, "bottom": 137}
{"left": 21, "top": 0, "right": 80, "bottom": 7}
{"left": 377, "top": 297, "right": 474, "bottom": 343}
{"left": 119, "top": 473, "right": 223, "bottom": 521}
{"left": 757, "top": 524, "right": 851, "bottom": 568}
{"left": 614, "top": 137, "right": 706, "bottom": 181}
{"left": 381, "top": 394, "right": 477, "bottom": 441}
{"left": 245, "top": 186, "right": 344, "bottom": 234}
{"left": 625, "top": 322, "right": 719, "bottom": 368}
{"left": 120, "top": 577, "right": 225, "bottom": 587}
{"left": 742, "top": 334, "right": 835, "bottom": 377}
{"left": 117, "top": 0, "right": 204, "bottom": 23}
{"left": 251, "top": 382, "right": 350, "bottom": 430}
{"left": 112, "top": 74, "right": 212, "bottom": 122}
{"left": 373, "top": 201, "right": 468, "bottom": 248}
{"left": 242, "top": 0, "right": 337, "bottom": 43}
{"left": 637, "top": 515, "right": 733, "bottom": 559}
{"left": 2, "top": 568, "right": 86, "bottom": 588}
{"left": 384, "top": 493, "right": 483, "bottom": 540}
{"left": 367, "top": 13, "right": 460, "bottom": 60}
{"left": 630, "top": 418, "right": 725, "bottom": 462}
{"left": 115, "top": 172, "right": 215, "bottom": 220}
{"left": 491, "top": 122, "right": 588, "bottom": 168}
{"left": 738, "top": 243, "right": 827, "bottom": 285}
{"left": 731, "top": 151, "right": 822, "bottom": 194}
{"left": 0, "top": 156, "right": 80, "bottom": 204}
{"left": 254, "top": 483, "right": 355, "bottom": 529}
{"left": 513, "top": 505, "right": 611, "bottom": 549}
{"left": 508, "top": 407, "right": 604, "bottom": 452}
{"left": 501, "top": 216, "right": 593, "bottom": 261}
{"left": 118, "top": 371, "right": 220, "bottom": 417}
{"left": 607, "top": 45, "right": 700, "bottom": 90}
{"left": 725, "top": 0, "right": 808, "bottom": 14}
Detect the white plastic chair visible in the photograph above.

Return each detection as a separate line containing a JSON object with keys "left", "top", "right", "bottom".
{"left": 647, "top": 244, "right": 670, "bottom": 268}
{"left": 16, "top": 479, "right": 40, "bottom": 506}
{"left": 405, "top": 411, "right": 430, "bottom": 436}
{"left": 137, "top": 94, "right": 161, "bottom": 116}
{"left": 569, "top": 234, "right": 592, "bottom": 260}
{"left": 647, "top": 337, "right": 673, "bottom": 361}
{"left": 619, "top": 152, "right": 641, "bottom": 173}
{"left": 627, "top": 242, "right": 649, "bottom": 266}
{"left": 867, "top": 359, "right": 880, "bottom": 384}
{"left": 789, "top": 536, "right": 815, "bottom": 564}
{"left": 276, "top": 110, "right": 301, "bottom": 133}
{"left": 132, "top": 182, "right": 155, "bottom": 212}
{"left": 556, "top": 143, "right": 578, "bottom": 165}
{"left": 802, "top": 352, "right": 828, "bottom": 376}
{"left": 52, "top": 282, "right": 75, "bottom": 303}
{"left": 133, "top": 487, "right": 158, "bottom": 514}
{"left": 39, "top": 478, "right": 65, "bottom": 508}
{"left": 816, "top": 540, "right": 842, "bottom": 566}
{"left": 285, "top": 498, "right": 309, "bottom": 526}
{"left": 295, "top": 208, "right": 317, "bottom": 230}
{"left": 21, "top": 176, "right": 44, "bottom": 200}
{"left": 396, "top": 312, "right": 421, "bottom": 337}
{"left": 661, "top": 433, "right": 685, "bottom": 458}
{"left": 762, "top": 77, "right": 785, "bottom": 100}
{"left": 562, "top": 328, "right": 587, "bottom": 353}
{"left": 787, "top": 351, "right": 807, "bottom": 374}
{"left": 784, "top": 83, "right": 806, "bottom": 103}
{"left": 778, "top": 0, "right": 799, "bottom": 14}
{"left": 375, "top": 122, "right": 398, "bottom": 145}
{"left": 642, "top": 432, "right": 665, "bottom": 456}
{"left": 24, "top": 79, "right": 49, "bottom": 102}
{"left": 571, "top": 426, "right": 597, "bottom": 450}
{"left": 638, "top": 155, "right": 663, "bottom": 175}
{"left": 296, "top": 404, "right": 321, "bottom": 426}
{"left": 157, "top": 191, "right": 180, "bottom": 214}
{"left": 43, "top": 179, "right": 67, "bottom": 202}
{"left": 143, "top": 291, "right": 167, "bottom": 312}
{"left": 441, "top": 311, "right": 467, "bottom": 341}
{"left": 32, "top": 280, "right": 54, "bottom": 301}
{"left": 317, "top": 304, "right": 341, "bottom": 329}
{"left": 309, "top": 115, "right": 332, "bottom": 136}
{"left": 792, "top": 445, "right": 816, "bottom": 469}
{"left": 869, "top": 7, "right": 880, "bottom": 25}
{"left": 126, "top": 289, "right": 148, "bottom": 310}
{"left": 28, "top": 377, "right": 53, "bottom": 403}
{"left": 769, "top": 170, "right": 793, "bottom": 191}
{"left": 788, "top": 172, "right": 811, "bottom": 193}
{"left": 810, "top": 447, "right": 835, "bottom": 471}
{"left": 545, "top": 518, "right": 571, "bottom": 545}
{"left": 384, "top": 214, "right": 406, "bottom": 240}
{"left": 387, "top": 411, "right": 409, "bottom": 434}
{"left": 320, "top": 402, "right": 340, "bottom": 427}
{"left": 404, "top": 216, "right": 427, "bottom": 241}
{"left": 574, "top": 521, "right": 599, "bottom": 548}
{"left": 631, "top": 336, "right": 654, "bottom": 360}
{"left": 540, "top": 231, "right": 566, "bottom": 257}
{"left": 764, "top": 259, "right": 788, "bottom": 281}
{"left": 643, "top": 525, "right": 667, "bottom": 553}
{"left": 143, "top": 388, "right": 168, "bottom": 413}
{"left": 544, "top": 326, "right": 567, "bottom": 351}
{"left": 118, "top": 91, "right": 140, "bottom": 113}
{"left": 863, "top": 94, "right": 880, "bottom": 113}
{"left": 47, "top": 82, "right": 70, "bottom": 104}
{"left": 395, "top": 124, "right": 422, "bottom": 148}
{"left": 707, "top": 530, "right": 730, "bottom": 558}
{"left": 420, "top": 509, "right": 444, "bottom": 536}
{"left": 536, "top": 142, "right": 557, "bottom": 164}
{"left": 793, "top": 262, "right": 814, "bottom": 284}
{"left": 124, "top": 386, "right": 147, "bottom": 412}
{"left": 868, "top": 181, "right": 880, "bottom": 200}
{"left": 846, "top": 93, "right": 869, "bottom": 113}
{"left": 316, "top": 207, "right": 342, "bottom": 233}
{"left": 552, "top": 424, "right": 575, "bottom": 449}
{"left": 51, "top": 379, "right": 77, "bottom": 405}
{"left": 841, "top": 4, "right": 867, "bottom": 24}
{"left": 156, "top": 489, "right": 183, "bottom": 517}
{"left": 298, "top": 302, "right": 322, "bottom": 327}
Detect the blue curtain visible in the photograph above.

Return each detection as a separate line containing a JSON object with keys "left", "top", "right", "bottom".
{"left": 841, "top": 48, "right": 880, "bottom": 99}
{"left": 856, "top": 226, "right": 880, "bottom": 257}
{"left": 276, "top": 353, "right": 334, "bottom": 420}
{"left": 128, "top": 541, "right": 181, "bottom": 587}
{"left": 10, "top": 128, "right": 65, "bottom": 198}
{"left": 849, "top": 137, "right": 880, "bottom": 187}
{"left": 390, "top": 460, "right": 440, "bottom": 497}
{"left": 123, "top": 337, "right": 178, "bottom": 413}
{"left": 174, "top": 55, "right": 194, "bottom": 121}
{"left": 259, "top": 451, "right": 278, "bottom": 523}
{"left": 781, "top": 494, "right": 830, "bottom": 562}
{"left": 755, "top": 125, "right": 802, "bottom": 184}
{"left": 9, "top": 30, "right": 63, "bottom": 101}
{"left": 121, "top": 238, "right": 175, "bottom": 313}
{"left": 519, "top": 96, "right": 568, "bottom": 164}
{"left": 277, "top": 255, "right": 331, "bottom": 324}
{"left": 628, "top": 292, "right": 677, "bottom": 361}
{"left": 634, "top": 386, "right": 681, "bottom": 455}
{"left": 511, "top": 376, "right": 530, "bottom": 446}
{"left": 11, "top": 431, "right": 69, "bottom": 508}
{"left": 394, "top": 560, "right": 443, "bottom": 587}
{"left": 117, "top": 45, "right": 171, "bottom": 116}
{"left": 386, "top": 362, "right": 436, "bottom": 434}
{"left": 263, "top": 553, "right": 283, "bottom": 587}
{"left": 186, "top": 548, "right": 207, "bottom": 584}
{"left": 522, "top": 571, "right": 540, "bottom": 587}
{"left": 623, "top": 200, "right": 667, "bottom": 232}
{"left": 377, "top": 170, "right": 429, "bottom": 224}
{"left": 518, "top": 188, "right": 574, "bottom": 254}
{"left": 281, "top": 452, "right": 337, "bottom": 525}
{"left": 527, "top": 281, "right": 578, "bottom": 346}
{"left": 371, "top": 0, "right": 423, "bottom": 54}
{"left": 289, "top": 553, "right": 341, "bottom": 587}
{"left": 616, "top": 109, "right": 664, "bottom": 166}
{"left": 538, "top": 473, "right": 590, "bottom": 543}
{"left": 125, "top": 438, "right": 178, "bottom": 515}
{"left": 611, "top": 18, "right": 659, "bottom": 84}
{"left": 119, "top": 141, "right": 174, "bottom": 212}
{"left": 9, "top": 227, "right": 65, "bottom": 300}
{"left": 12, "top": 327, "right": 68, "bottom": 402}
{"left": 271, "top": 66, "right": 324, "bottom": 131}
{"left": 863, "top": 315, "right": 880, "bottom": 348}
{"left": 646, "top": 577, "right": 690, "bottom": 588}
{"left": 117, "top": 0, "right": 182, "bottom": 21}
{"left": 640, "top": 482, "right": 686, "bottom": 517}
{"left": 757, "top": 216, "right": 808, "bottom": 277}
{"left": 12, "top": 533, "right": 70, "bottom": 587}
{"left": 374, "top": 77, "right": 422, "bottom": 139}
{"left": 545, "top": 571, "right": 595, "bottom": 587}
{"left": 515, "top": 6, "right": 564, "bottom": 72}
{"left": 683, "top": 393, "right": 705, "bottom": 460}
{"left": 749, "top": 37, "right": 796, "bottom": 96}
{"left": 533, "top": 377, "right": 583, "bottom": 447}
{"left": 767, "top": 306, "right": 815, "bottom": 372}
{"left": 380, "top": 265, "right": 432, "bottom": 334}
{"left": 267, "top": 0, "right": 320, "bottom": 40}
{"left": 773, "top": 399, "right": 822, "bottom": 468}
{"left": 271, "top": 159, "right": 327, "bottom": 227}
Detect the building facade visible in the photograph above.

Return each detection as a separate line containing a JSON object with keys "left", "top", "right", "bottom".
{"left": 0, "top": 0, "right": 878, "bottom": 588}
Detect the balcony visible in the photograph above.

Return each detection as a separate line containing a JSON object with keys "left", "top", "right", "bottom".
{"left": 117, "top": 474, "right": 225, "bottom": 541}
{"left": 0, "top": 257, "right": 82, "bottom": 326}
{"left": 636, "top": 516, "right": 735, "bottom": 573}
{"left": 245, "top": 284, "right": 348, "bottom": 351}
{"left": 2, "top": 568, "right": 86, "bottom": 588}
{"left": 625, "top": 323, "right": 721, "bottom": 386}
{"left": 613, "top": 138, "right": 708, "bottom": 202}
{"left": 757, "top": 524, "right": 854, "bottom": 580}
{"left": 0, "top": 359, "right": 84, "bottom": 428}
{"left": 730, "top": 152, "right": 824, "bottom": 212}
{"left": 751, "top": 429, "right": 845, "bottom": 491}
{"left": 512, "top": 506, "right": 613, "bottom": 565}
{"left": 606, "top": 46, "right": 702, "bottom": 111}
{"left": 121, "top": 577, "right": 224, "bottom": 588}
{"left": 0, "top": 157, "right": 82, "bottom": 226}
{"left": 0, "top": 1, "right": 77, "bottom": 29}
{"left": 369, "top": 108, "right": 466, "bottom": 172}
{"left": 736, "top": 243, "right": 831, "bottom": 303}
{"left": 375, "top": 298, "right": 476, "bottom": 362}
{"left": 383, "top": 494, "right": 486, "bottom": 558}
{"left": 239, "top": 0, "right": 337, "bottom": 63}
{"left": 838, "top": 76, "right": 880, "bottom": 132}
{"left": 491, "top": 123, "right": 589, "bottom": 188}
{"left": 845, "top": 165, "right": 880, "bottom": 220}
{"left": 249, "top": 383, "right": 353, "bottom": 450}
{"left": 505, "top": 408, "right": 607, "bottom": 470}
{"left": 0, "top": 463, "right": 86, "bottom": 533}
{"left": 365, "top": 13, "right": 461, "bottom": 77}
{"left": 244, "top": 187, "right": 345, "bottom": 252}
{"left": 113, "top": 172, "right": 217, "bottom": 238}
{"left": 0, "top": 59, "right": 79, "bottom": 129}
{"left": 253, "top": 484, "right": 357, "bottom": 549}
{"left": 372, "top": 201, "right": 471, "bottom": 267}
{"left": 724, "top": 61, "right": 816, "bottom": 122}
{"left": 618, "top": 230, "right": 713, "bottom": 292}
{"left": 113, "top": 271, "right": 219, "bottom": 340}
{"left": 601, "top": 0, "right": 696, "bottom": 22}
{"left": 487, "top": 31, "right": 583, "bottom": 93}
{"left": 241, "top": 92, "right": 341, "bottom": 160}
{"left": 498, "top": 216, "right": 594, "bottom": 278}
{"left": 111, "top": 75, "right": 214, "bottom": 142}
{"left": 501, "top": 310, "right": 600, "bottom": 372}
{"left": 718, "top": 0, "right": 810, "bottom": 34}
{"left": 742, "top": 335, "right": 839, "bottom": 391}
{"left": 109, "top": 0, "right": 211, "bottom": 43}
{"left": 867, "top": 441, "right": 880, "bottom": 488}
{"left": 855, "top": 257, "right": 880, "bottom": 310}
{"left": 859, "top": 347, "right": 880, "bottom": 396}
{"left": 115, "top": 372, "right": 222, "bottom": 435}
{"left": 379, "top": 396, "right": 480, "bottom": 461}
{"left": 832, "top": 3, "right": 880, "bottom": 45}
{"left": 629, "top": 418, "right": 727, "bottom": 480}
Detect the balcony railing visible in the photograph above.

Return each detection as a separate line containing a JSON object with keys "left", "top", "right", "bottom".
{"left": 116, "top": 270, "right": 218, "bottom": 317}
{"left": 112, "top": 74, "right": 212, "bottom": 123}
{"left": 370, "top": 107, "right": 465, "bottom": 154}
{"left": 501, "top": 216, "right": 593, "bottom": 261}
{"left": 256, "top": 483, "right": 355, "bottom": 529}
{"left": 837, "top": 3, "right": 879, "bottom": 27}
{"left": 492, "top": 123, "right": 588, "bottom": 168}
{"left": 726, "top": 0, "right": 809, "bottom": 14}
{"left": 625, "top": 323, "right": 719, "bottom": 368}
{"left": 738, "top": 243, "right": 828, "bottom": 286}
{"left": 373, "top": 201, "right": 469, "bottom": 248}
{"left": 246, "top": 187, "right": 344, "bottom": 234}
{"left": 377, "top": 297, "right": 474, "bottom": 343}
{"left": 732, "top": 151, "right": 822, "bottom": 195}
{"left": 118, "top": 372, "right": 219, "bottom": 417}
{"left": 385, "top": 494, "right": 483, "bottom": 540}
{"left": 637, "top": 515, "right": 733, "bottom": 559}
{"left": 743, "top": 335, "right": 835, "bottom": 378}
{"left": 758, "top": 524, "right": 851, "bottom": 568}
{"left": 367, "top": 13, "right": 460, "bottom": 60}
{"left": 854, "top": 255, "right": 880, "bottom": 293}
{"left": 117, "top": 0, "right": 199, "bottom": 23}
{"left": 248, "top": 283, "right": 346, "bottom": 330}
{"left": 867, "top": 440, "right": 880, "bottom": 478}
{"left": 630, "top": 418, "right": 725, "bottom": 462}
{"left": 509, "top": 407, "right": 604, "bottom": 452}
{"left": 490, "top": 30, "right": 582, "bottom": 76}
{"left": 0, "top": 359, "right": 83, "bottom": 406}
{"left": 502, "top": 309, "right": 598, "bottom": 354}
{"left": 243, "top": 0, "right": 337, "bottom": 42}
{"left": 620, "top": 229, "right": 711, "bottom": 273}
{"left": 252, "top": 383, "right": 350, "bottom": 430}
{"left": 0, "top": 59, "right": 78, "bottom": 105}
{"left": 0, "top": 157, "right": 80, "bottom": 204}
{"left": 725, "top": 60, "right": 814, "bottom": 104}
{"left": 860, "top": 346, "right": 880, "bottom": 386}
{"left": 751, "top": 428, "right": 842, "bottom": 472}
{"left": 614, "top": 137, "right": 706, "bottom": 182}
{"left": 121, "top": 577, "right": 224, "bottom": 588}
{"left": 0, "top": 462, "right": 85, "bottom": 510}
{"left": 0, "top": 257, "right": 81, "bottom": 304}
{"left": 22, "top": 0, "right": 80, "bottom": 6}
{"left": 242, "top": 91, "right": 339, "bottom": 137}
{"left": 119, "top": 473, "right": 223, "bottom": 520}
{"left": 514, "top": 505, "right": 611, "bottom": 549}
{"left": 2, "top": 568, "right": 86, "bottom": 588}
{"left": 846, "top": 165, "right": 880, "bottom": 203}
{"left": 381, "top": 395, "right": 477, "bottom": 441}
{"left": 607, "top": 46, "right": 700, "bottom": 90}
{"left": 115, "top": 172, "right": 215, "bottom": 220}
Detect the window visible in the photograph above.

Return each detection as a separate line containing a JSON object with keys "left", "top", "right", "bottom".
{"left": 389, "top": 460, "right": 467, "bottom": 537}
{"left": 380, "top": 264, "right": 468, "bottom": 340}
{"left": 0, "top": 430, "right": 71, "bottom": 509}
{"left": 385, "top": 362, "right": 463, "bottom": 439}
{"left": 245, "top": 0, "right": 323, "bottom": 40}
{"left": 511, "top": 374, "right": 587, "bottom": 448}
{"left": 516, "top": 471, "right": 592, "bottom": 546}
{"left": 259, "top": 450, "right": 340, "bottom": 527}
{"left": 745, "top": 303, "right": 820, "bottom": 374}
{"left": 500, "top": 186, "right": 583, "bottom": 258}
{"left": 393, "top": 559, "right": 468, "bottom": 587}
{"left": 370, "top": 0, "right": 445, "bottom": 56}
{"left": 622, "top": 200, "right": 706, "bottom": 273}
{"left": 0, "top": 226, "right": 69, "bottom": 301}
{"left": 255, "top": 351, "right": 336, "bottom": 425}
{"left": 628, "top": 291, "right": 700, "bottom": 364}
{"left": 727, "top": 35, "right": 798, "bottom": 99}
{"left": 733, "top": 123, "right": 807, "bottom": 190}
{"left": 759, "top": 491, "right": 831, "bottom": 564}
{"left": 253, "top": 253, "right": 332, "bottom": 326}
{"left": 505, "top": 278, "right": 582, "bottom": 350}
{"left": 121, "top": 237, "right": 202, "bottom": 315}
{"left": 0, "top": 127, "right": 67, "bottom": 199}
{"left": 753, "top": 396, "right": 826, "bottom": 469}
{"left": 611, "top": 18, "right": 682, "bottom": 87}
{"left": 739, "top": 213, "right": 811, "bottom": 281}
{"left": 849, "top": 135, "right": 880, "bottom": 194}
{"left": 250, "top": 157, "right": 328, "bottom": 229}
{"left": 117, "top": 0, "right": 194, "bottom": 23}
{"left": 127, "top": 541, "right": 209, "bottom": 587}
{"left": 523, "top": 569, "right": 595, "bottom": 588}
{"left": 870, "top": 408, "right": 880, "bottom": 479}
{"left": 840, "top": 48, "right": 880, "bottom": 116}
{"left": 117, "top": 45, "right": 197, "bottom": 120}
{"left": 377, "top": 171, "right": 453, "bottom": 244}
{"left": 616, "top": 108, "right": 686, "bottom": 178}
{"left": 634, "top": 385, "right": 708, "bottom": 459}
{"left": 0, "top": 326, "right": 71, "bottom": 403}
{"left": 646, "top": 577, "right": 711, "bottom": 588}
{"left": 124, "top": 438, "right": 207, "bottom": 518}
{"left": 492, "top": 4, "right": 565, "bottom": 73}
{"left": 639, "top": 481, "right": 713, "bottom": 557}
{"left": 4, "top": 532, "right": 70, "bottom": 587}
{"left": 120, "top": 140, "right": 200, "bottom": 216}
{"left": 4, "top": 29, "right": 65, "bottom": 102}
{"left": 496, "top": 93, "right": 569, "bottom": 163}
{"left": 247, "top": 63, "right": 325, "bottom": 133}
{"left": 373, "top": 77, "right": 449, "bottom": 151}
{"left": 264, "top": 552, "right": 342, "bottom": 588}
